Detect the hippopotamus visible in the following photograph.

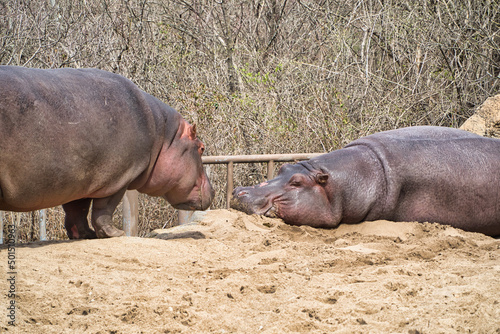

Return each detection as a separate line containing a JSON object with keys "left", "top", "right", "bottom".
{"left": 0, "top": 66, "right": 214, "bottom": 239}
{"left": 231, "top": 126, "right": 500, "bottom": 237}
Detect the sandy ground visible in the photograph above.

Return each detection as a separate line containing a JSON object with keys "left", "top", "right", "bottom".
{"left": 1, "top": 209, "right": 499, "bottom": 333}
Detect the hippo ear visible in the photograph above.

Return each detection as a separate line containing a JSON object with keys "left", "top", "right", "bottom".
{"left": 188, "top": 124, "right": 197, "bottom": 140}
{"left": 181, "top": 122, "right": 198, "bottom": 140}
{"left": 191, "top": 124, "right": 197, "bottom": 138}
{"left": 315, "top": 173, "right": 329, "bottom": 185}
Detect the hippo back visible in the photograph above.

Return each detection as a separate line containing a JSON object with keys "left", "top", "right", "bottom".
{"left": 345, "top": 126, "right": 500, "bottom": 235}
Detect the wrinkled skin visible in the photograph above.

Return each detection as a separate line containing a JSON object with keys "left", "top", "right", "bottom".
{"left": 232, "top": 126, "right": 500, "bottom": 237}
{"left": 0, "top": 66, "right": 214, "bottom": 239}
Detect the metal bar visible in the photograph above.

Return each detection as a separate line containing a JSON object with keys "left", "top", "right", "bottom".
{"left": 214, "top": 153, "right": 322, "bottom": 210}
{"left": 123, "top": 190, "right": 139, "bottom": 237}
{"left": 39, "top": 209, "right": 47, "bottom": 241}
{"left": 226, "top": 161, "right": 234, "bottom": 209}
{"left": 202, "top": 153, "right": 323, "bottom": 164}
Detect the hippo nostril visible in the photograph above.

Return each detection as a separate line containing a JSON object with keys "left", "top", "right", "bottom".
{"left": 232, "top": 187, "right": 241, "bottom": 195}
{"left": 232, "top": 187, "right": 248, "bottom": 197}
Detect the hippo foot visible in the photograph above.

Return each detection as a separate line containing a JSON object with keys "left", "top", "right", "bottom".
{"left": 95, "top": 225, "right": 126, "bottom": 238}
{"left": 79, "top": 230, "right": 97, "bottom": 239}
{"left": 66, "top": 226, "right": 98, "bottom": 240}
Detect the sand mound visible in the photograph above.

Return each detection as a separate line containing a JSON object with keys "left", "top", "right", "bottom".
{"left": 1, "top": 209, "right": 499, "bottom": 333}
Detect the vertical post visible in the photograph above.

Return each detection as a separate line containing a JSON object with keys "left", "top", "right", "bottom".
{"left": 39, "top": 209, "right": 47, "bottom": 241}
{"left": 226, "top": 161, "right": 234, "bottom": 209}
{"left": 0, "top": 211, "right": 3, "bottom": 244}
{"left": 123, "top": 190, "right": 139, "bottom": 237}
{"left": 267, "top": 160, "right": 275, "bottom": 180}
{"left": 15, "top": 214, "right": 20, "bottom": 243}
{"left": 178, "top": 210, "right": 195, "bottom": 225}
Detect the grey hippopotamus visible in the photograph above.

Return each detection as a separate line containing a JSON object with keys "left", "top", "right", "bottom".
{"left": 231, "top": 126, "right": 500, "bottom": 237}
{"left": 0, "top": 66, "right": 214, "bottom": 239}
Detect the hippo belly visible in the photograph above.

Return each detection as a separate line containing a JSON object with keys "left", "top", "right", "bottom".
{"left": 0, "top": 66, "right": 214, "bottom": 239}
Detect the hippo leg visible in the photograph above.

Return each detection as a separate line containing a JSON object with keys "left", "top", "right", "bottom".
{"left": 62, "top": 198, "right": 97, "bottom": 239}
{"left": 91, "top": 189, "right": 127, "bottom": 238}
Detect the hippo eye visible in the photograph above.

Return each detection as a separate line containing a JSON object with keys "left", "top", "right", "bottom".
{"left": 198, "top": 143, "right": 205, "bottom": 155}
{"left": 288, "top": 174, "right": 306, "bottom": 187}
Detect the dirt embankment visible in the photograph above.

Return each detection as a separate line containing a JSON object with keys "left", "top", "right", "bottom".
{"left": 1, "top": 209, "right": 499, "bottom": 333}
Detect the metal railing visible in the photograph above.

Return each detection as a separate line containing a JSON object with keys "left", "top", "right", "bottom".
{"left": 201, "top": 153, "right": 323, "bottom": 209}
{"left": 0, "top": 153, "right": 323, "bottom": 242}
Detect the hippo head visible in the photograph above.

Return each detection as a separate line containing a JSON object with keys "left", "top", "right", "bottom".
{"left": 140, "top": 121, "right": 214, "bottom": 210}
{"left": 231, "top": 163, "right": 337, "bottom": 227}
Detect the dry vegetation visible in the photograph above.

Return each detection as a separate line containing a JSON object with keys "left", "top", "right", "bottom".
{"left": 1, "top": 0, "right": 499, "bottom": 241}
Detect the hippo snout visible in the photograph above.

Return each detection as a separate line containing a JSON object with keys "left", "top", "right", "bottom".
{"left": 230, "top": 185, "right": 275, "bottom": 217}
{"left": 230, "top": 186, "right": 254, "bottom": 214}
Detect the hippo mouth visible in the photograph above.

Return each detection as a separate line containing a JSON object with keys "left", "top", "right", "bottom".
{"left": 231, "top": 186, "right": 282, "bottom": 219}
{"left": 168, "top": 176, "right": 214, "bottom": 211}
{"left": 231, "top": 195, "right": 279, "bottom": 219}
{"left": 263, "top": 204, "right": 279, "bottom": 218}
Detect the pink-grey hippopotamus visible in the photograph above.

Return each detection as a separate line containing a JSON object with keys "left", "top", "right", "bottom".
{"left": 0, "top": 66, "right": 214, "bottom": 239}
{"left": 231, "top": 126, "right": 500, "bottom": 237}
